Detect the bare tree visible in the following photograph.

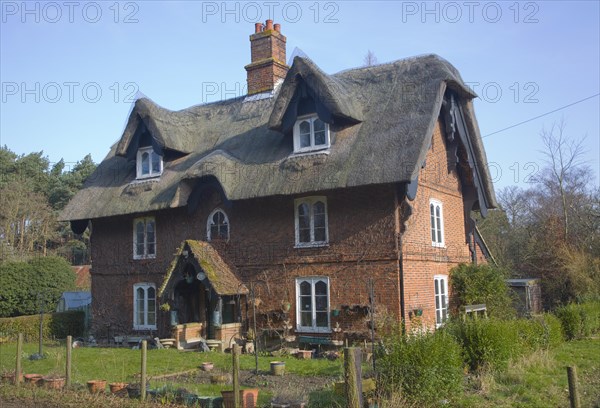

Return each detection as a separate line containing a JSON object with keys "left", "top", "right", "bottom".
{"left": 540, "top": 120, "right": 587, "bottom": 242}
{"left": 363, "top": 50, "right": 378, "bottom": 66}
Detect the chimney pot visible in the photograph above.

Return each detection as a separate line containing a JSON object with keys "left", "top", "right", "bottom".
{"left": 255, "top": 23, "right": 263, "bottom": 33}
{"left": 265, "top": 19, "right": 273, "bottom": 30}
{"left": 274, "top": 23, "right": 281, "bottom": 32}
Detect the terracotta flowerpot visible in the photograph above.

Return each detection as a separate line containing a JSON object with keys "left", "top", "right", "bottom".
{"left": 201, "top": 362, "right": 214, "bottom": 371}
{"left": 42, "top": 377, "right": 65, "bottom": 390}
{"left": 1, "top": 373, "right": 22, "bottom": 384}
{"left": 24, "top": 374, "right": 43, "bottom": 386}
{"left": 222, "top": 389, "right": 259, "bottom": 408}
{"left": 109, "top": 382, "right": 128, "bottom": 394}
{"left": 87, "top": 379, "right": 107, "bottom": 394}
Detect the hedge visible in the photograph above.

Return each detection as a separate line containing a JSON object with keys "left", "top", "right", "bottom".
{"left": 0, "top": 311, "right": 85, "bottom": 341}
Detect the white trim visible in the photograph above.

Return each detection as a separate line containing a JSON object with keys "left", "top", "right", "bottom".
{"left": 294, "top": 196, "right": 329, "bottom": 247}
{"left": 434, "top": 275, "right": 449, "bottom": 327}
{"left": 206, "top": 208, "right": 230, "bottom": 241}
{"left": 295, "top": 277, "right": 331, "bottom": 333}
{"left": 292, "top": 114, "right": 331, "bottom": 154}
{"left": 429, "top": 199, "right": 445, "bottom": 247}
{"left": 133, "top": 282, "right": 157, "bottom": 330}
{"left": 136, "top": 147, "right": 163, "bottom": 179}
{"left": 133, "top": 217, "right": 156, "bottom": 260}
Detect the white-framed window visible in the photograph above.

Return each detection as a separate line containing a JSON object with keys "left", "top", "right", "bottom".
{"left": 296, "top": 277, "right": 330, "bottom": 332}
{"left": 294, "top": 197, "right": 328, "bottom": 247}
{"left": 434, "top": 275, "right": 449, "bottom": 327}
{"left": 133, "top": 217, "right": 156, "bottom": 259}
{"left": 136, "top": 147, "right": 163, "bottom": 179}
{"left": 133, "top": 283, "right": 156, "bottom": 330}
{"left": 429, "top": 199, "right": 444, "bottom": 247}
{"left": 293, "top": 115, "right": 330, "bottom": 153}
{"left": 207, "top": 208, "right": 230, "bottom": 241}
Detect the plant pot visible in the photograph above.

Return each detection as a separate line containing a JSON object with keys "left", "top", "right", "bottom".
{"left": 295, "top": 350, "right": 312, "bottom": 360}
{"left": 201, "top": 362, "right": 214, "bottom": 371}
{"left": 42, "top": 377, "right": 65, "bottom": 390}
{"left": 222, "top": 389, "right": 259, "bottom": 408}
{"left": 270, "top": 361, "right": 285, "bottom": 376}
{"left": 1, "top": 372, "right": 23, "bottom": 384}
{"left": 109, "top": 382, "right": 128, "bottom": 394}
{"left": 24, "top": 374, "right": 43, "bottom": 386}
{"left": 87, "top": 379, "right": 107, "bottom": 394}
{"left": 332, "top": 309, "right": 340, "bottom": 317}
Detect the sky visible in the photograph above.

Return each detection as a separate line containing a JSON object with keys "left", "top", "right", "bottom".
{"left": 1, "top": 1, "right": 599, "bottom": 192}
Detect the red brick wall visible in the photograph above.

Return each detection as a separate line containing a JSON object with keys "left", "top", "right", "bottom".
{"left": 90, "top": 184, "right": 400, "bottom": 338}
{"left": 246, "top": 29, "right": 287, "bottom": 95}
{"left": 401, "top": 118, "right": 480, "bottom": 330}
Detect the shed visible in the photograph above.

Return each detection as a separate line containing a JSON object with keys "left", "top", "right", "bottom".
{"left": 57, "top": 291, "right": 92, "bottom": 328}
{"left": 506, "top": 279, "right": 542, "bottom": 316}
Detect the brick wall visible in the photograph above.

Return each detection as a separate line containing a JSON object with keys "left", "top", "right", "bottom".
{"left": 90, "top": 184, "right": 400, "bottom": 338}
{"left": 401, "top": 117, "right": 483, "bottom": 330}
{"left": 245, "top": 24, "right": 288, "bottom": 95}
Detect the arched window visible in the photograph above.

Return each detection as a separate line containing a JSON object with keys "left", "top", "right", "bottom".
{"left": 136, "top": 147, "right": 163, "bottom": 179}
{"left": 296, "top": 277, "right": 330, "bottom": 332}
{"left": 133, "top": 283, "right": 156, "bottom": 330}
{"left": 292, "top": 115, "right": 330, "bottom": 153}
{"left": 207, "top": 209, "right": 230, "bottom": 241}
{"left": 294, "top": 197, "right": 328, "bottom": 246}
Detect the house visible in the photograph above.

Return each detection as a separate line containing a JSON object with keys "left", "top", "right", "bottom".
{"left": 60, "top": 20, "right": 497, "bottom": 346}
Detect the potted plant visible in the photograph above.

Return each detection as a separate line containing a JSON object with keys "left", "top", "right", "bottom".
{"left": 1, "top": 369, "right": 22, "bottom": 384}
{"left": 270, "top": 361, "right": 285, "bottom": 376}
{"left": 42, "top": 372, "right": 65, "bottom": 390}
{"left": 24, "top": 373, "right": 43, "bottom": 386}
{"left": 87, "top": 379, "right": 107, "bottom": 394}
{"left": 109, "top": 381, "right": 128, "bottom": 394}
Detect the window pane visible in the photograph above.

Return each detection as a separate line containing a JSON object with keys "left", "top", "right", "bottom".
{"left": 436, "top": 309, "right": 441, "bottom": 324}
{"left": 315, "top": 281, "right": 327, "bottom": 295}
{"left": 151, "top": 152, "right": 161, "bottom": 173}
{"left": 141, "top": 152, "right": 149, "bottom": 175}
{"left": 299, "top": 121, "right": 310, "bottom": 134}
{"left": 214, "top": 211, "right": 223, "bottom": 224}
{"left": 299, "top": 228, "right": 311, "bottom": 243}
{"left": 210, "top": 225, "right": 219, "bottom": 240}
{"left": 300, "top": 281, "right": 311, "bottom": 296}
{"left": 300, "top": 311, "right": 312, "bottom": 327}
{"left": 314, "top": 131, "right": 325, "bottom": 146}
{"left": 313, "top": 119, "right": 325, "bottom": 132}
{"left": 314, "top": 227, "right": 326, "bottom": 242}
{"left": 136, "top": 287, "right": 145, "bottom": 325}
{"left": 298, "top": 203, "right": 310, "bottom": 242}
{"left": 300, "top": 133, "right": 310, "bottom": 148}
{"left": 434, "top": 279, "right": 439, "bottom": 295}
{"left": 136, "top": 222, "right": 145, "bottom": 256}
{"left": 313, "top": 201, "right": 325, "bottom": 215}
{"left": 316, "top": 311, "right": 328, "bottom": 327}
{"left": 146, "top": 221, "right": 155, "bottom": 255}
{"left": 437, "top": 228, "right": 442, "bottom": 244}
{"left": 219, "top": 225, "right": 228, "bottom": 239}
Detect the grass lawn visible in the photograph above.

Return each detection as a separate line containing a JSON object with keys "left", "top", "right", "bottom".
{"left": 0, "top": 341, "right": 343, "bottom": 406}
{"left": 457, "top": 338, "right": 600, "bottom": 408}
{"left": 1, "top": 338, "right": 598, "bottom": 407}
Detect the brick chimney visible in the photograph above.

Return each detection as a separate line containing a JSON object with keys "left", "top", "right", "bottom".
{"left": 245, "top": 20, "right": 288, "bottom": 95}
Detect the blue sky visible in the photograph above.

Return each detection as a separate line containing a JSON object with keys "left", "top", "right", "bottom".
{"left": 1, "top": 1, "right": 599, "bottom": 191}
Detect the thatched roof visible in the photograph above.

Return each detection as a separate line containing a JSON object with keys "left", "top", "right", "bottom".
{"left": 159, "top": 240, "right": 248, "bottom": 298}
{"left": 60, "top": 54, "right": 496, "bottom": 222}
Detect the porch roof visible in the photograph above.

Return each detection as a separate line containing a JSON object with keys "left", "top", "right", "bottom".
{"left": 159, "top": 240, "right": 248, "bottom": 298}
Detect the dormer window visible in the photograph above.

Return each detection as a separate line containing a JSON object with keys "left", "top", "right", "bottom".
{"left": 136, "top": 147, "right": 163, "bottom": 179}
{"left": 293, "top": 115, "right": 330, "bottom": 153}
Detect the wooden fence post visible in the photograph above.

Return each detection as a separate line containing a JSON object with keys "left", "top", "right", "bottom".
{"left": 141, "top": 340, "right": 147, "bottom": 401}
{"left": 567, "top": 366, "right": 581, "bottom": 408}
{"left": 344, "top": 347, "right": 363, "bottom": 408}
{"left": 66, "top": 335, "right": 72, "bottom": 388}
{"left": 15, "top": 333, "right": 23, "bottom": 387}
{"left": 233, "top": 344, "right": 241, "bottom": 408}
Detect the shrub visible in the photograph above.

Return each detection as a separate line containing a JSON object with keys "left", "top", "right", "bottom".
{"left": 513, "top": 314, "right": 564, "bottom": 352}
{"left": 0, "top": 311, "right": 85, "bottom": 341}
{"left": 556, "top": 301, "right": 600, "bottom": 340}
{"left": 450, "top": 263, "right": 515, "bottom": 319}
{"left": 0, "top": 256, "right": 76, "bottom": 317}
{"left": 447, "top": 318, "right": 518, "bottom": 372}
{"left": 377, "top": 329, "right": 463, "bottom": 404}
